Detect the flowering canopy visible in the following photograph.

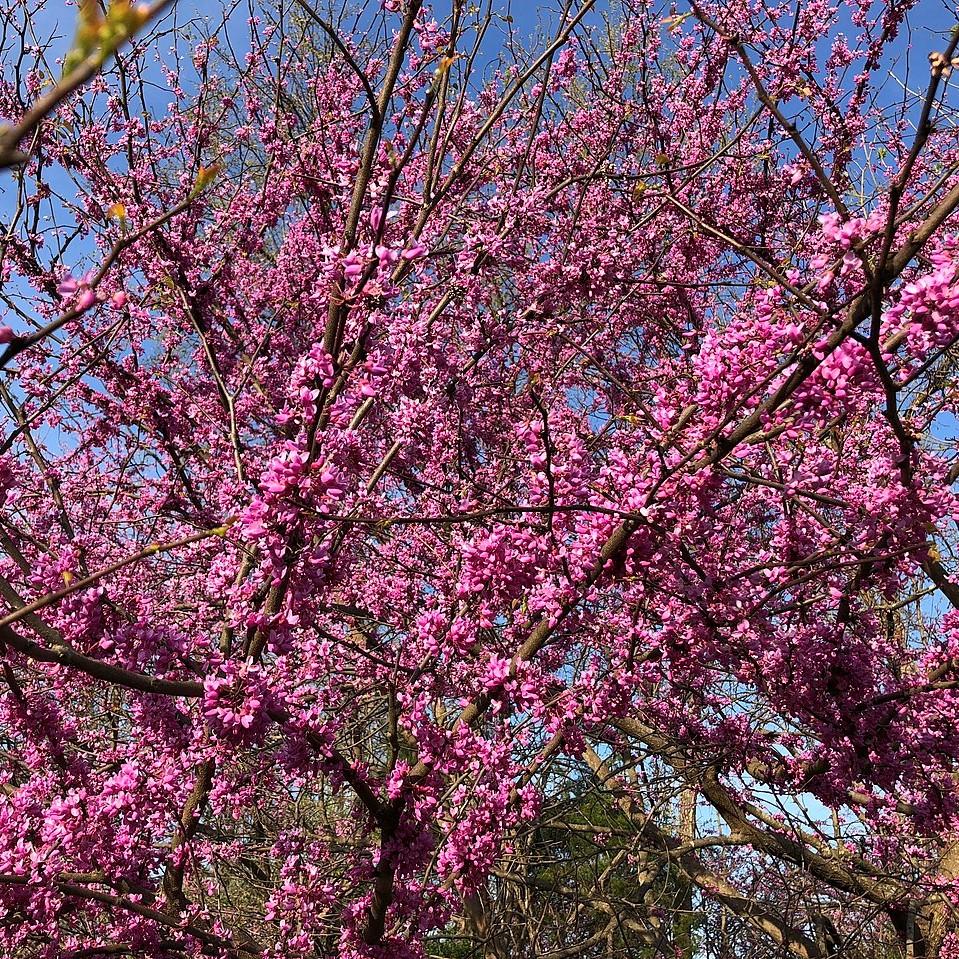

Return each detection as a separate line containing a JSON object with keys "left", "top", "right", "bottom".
{"left": 2, "top": 0, "right": 959, "bottom": 956}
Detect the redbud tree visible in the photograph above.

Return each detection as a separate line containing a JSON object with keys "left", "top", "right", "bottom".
{"left": 2, "top": 0, "right": 959, "bottom": 956}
